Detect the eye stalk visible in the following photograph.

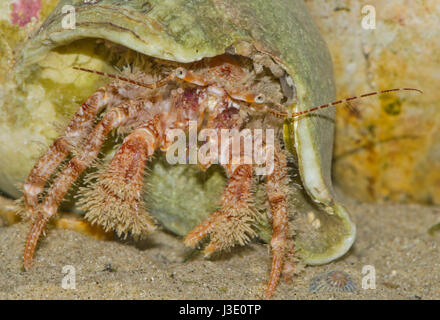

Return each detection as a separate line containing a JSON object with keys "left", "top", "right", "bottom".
{"left": 175, "top": 67, "right": 187, "bottom": 79}
{"left": 254, "top": 94, "right": 265, "bottom": 104}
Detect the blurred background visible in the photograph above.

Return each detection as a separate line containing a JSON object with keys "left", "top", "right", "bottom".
{"left": 305, "top": 0, "right": 440, "bottom": 205}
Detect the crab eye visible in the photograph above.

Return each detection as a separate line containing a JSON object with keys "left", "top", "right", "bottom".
{"left": 254, "top": 94, "right": 265, "bottom": 104}
{"left": 175, "top": 67, "right": 187, "bottom": 79}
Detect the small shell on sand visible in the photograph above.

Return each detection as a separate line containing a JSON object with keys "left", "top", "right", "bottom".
{"left": 309, "top": 271, "right": 356, "bottom": 293}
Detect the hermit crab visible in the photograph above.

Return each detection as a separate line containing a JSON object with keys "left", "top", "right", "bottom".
{"left": 0, "top": 0, "right": 419, "bottom": 299}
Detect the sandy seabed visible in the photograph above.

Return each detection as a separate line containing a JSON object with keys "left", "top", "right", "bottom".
{"left": 0, "top": 189, "right": 439, "bottom": 300}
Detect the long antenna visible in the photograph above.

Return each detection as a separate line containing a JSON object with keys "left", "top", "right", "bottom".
{"left": 73, "top": 66, "right": 423, "bottom": 120}
{"left": 267, "top": 88, "right": 423, "bottom": 119}
{"left": 73, "top": 67, "right": 171, "bottom": 89}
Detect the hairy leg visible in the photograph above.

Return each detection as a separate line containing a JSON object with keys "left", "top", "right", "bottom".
{"left": 184, "top": 162, "right": 257, "bottom": 255}
{"left": 264, "top": 144, "right": 294, "bottom": 299}
{"left": 23, "top": 84, "right": 125, "bottom": 215}
{"left": 23, "top": 100, "right": 149, "bottom": 269}
{"left": 79, "top": 115, "right": 164, "bottom": 237}
{"left": 184, "top": 102, "right": 259, "bottom": 253}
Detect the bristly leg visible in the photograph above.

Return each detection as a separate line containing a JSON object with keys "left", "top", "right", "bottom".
{"left": 184, "top": 105, "right": 259, "bottom": 254}
{"left": 79, "top": 115, "right": 164, "bottom": 237}
{"left": 23, "top": 100, "right": 149, "bottom": 270}
{"left": 184, "top": 163, "right": 258, "bottom": 254}
{"left": 264, "top": 143, "right": 294, "bottom": 299}
{"left": 22, "top": 83, "right": 126, "bottom": 217}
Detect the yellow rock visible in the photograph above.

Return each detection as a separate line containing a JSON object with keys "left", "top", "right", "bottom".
{"left": 306, "top": 0, "right": 440, "bottom": 204}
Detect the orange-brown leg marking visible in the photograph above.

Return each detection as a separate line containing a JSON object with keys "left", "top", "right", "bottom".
{"left": 184, "top": 163, "right": 256, "bottom": 255}
{"left": 23, "top": 101, "right": 146, "bottom": 270}
{"left": 264, "top": 146, "right": 292, "bottom": 299}
{"left": 80, "top": 115, "right": 164, "bottom": 237}
{"left": 23, "top": 86, "right": 121, "bottom": 214}
{"left": 185, "top": 105, "right": 255, "bottom": 254}
{"left": 23, "top": 214, "right": 49, "bottom": 268}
